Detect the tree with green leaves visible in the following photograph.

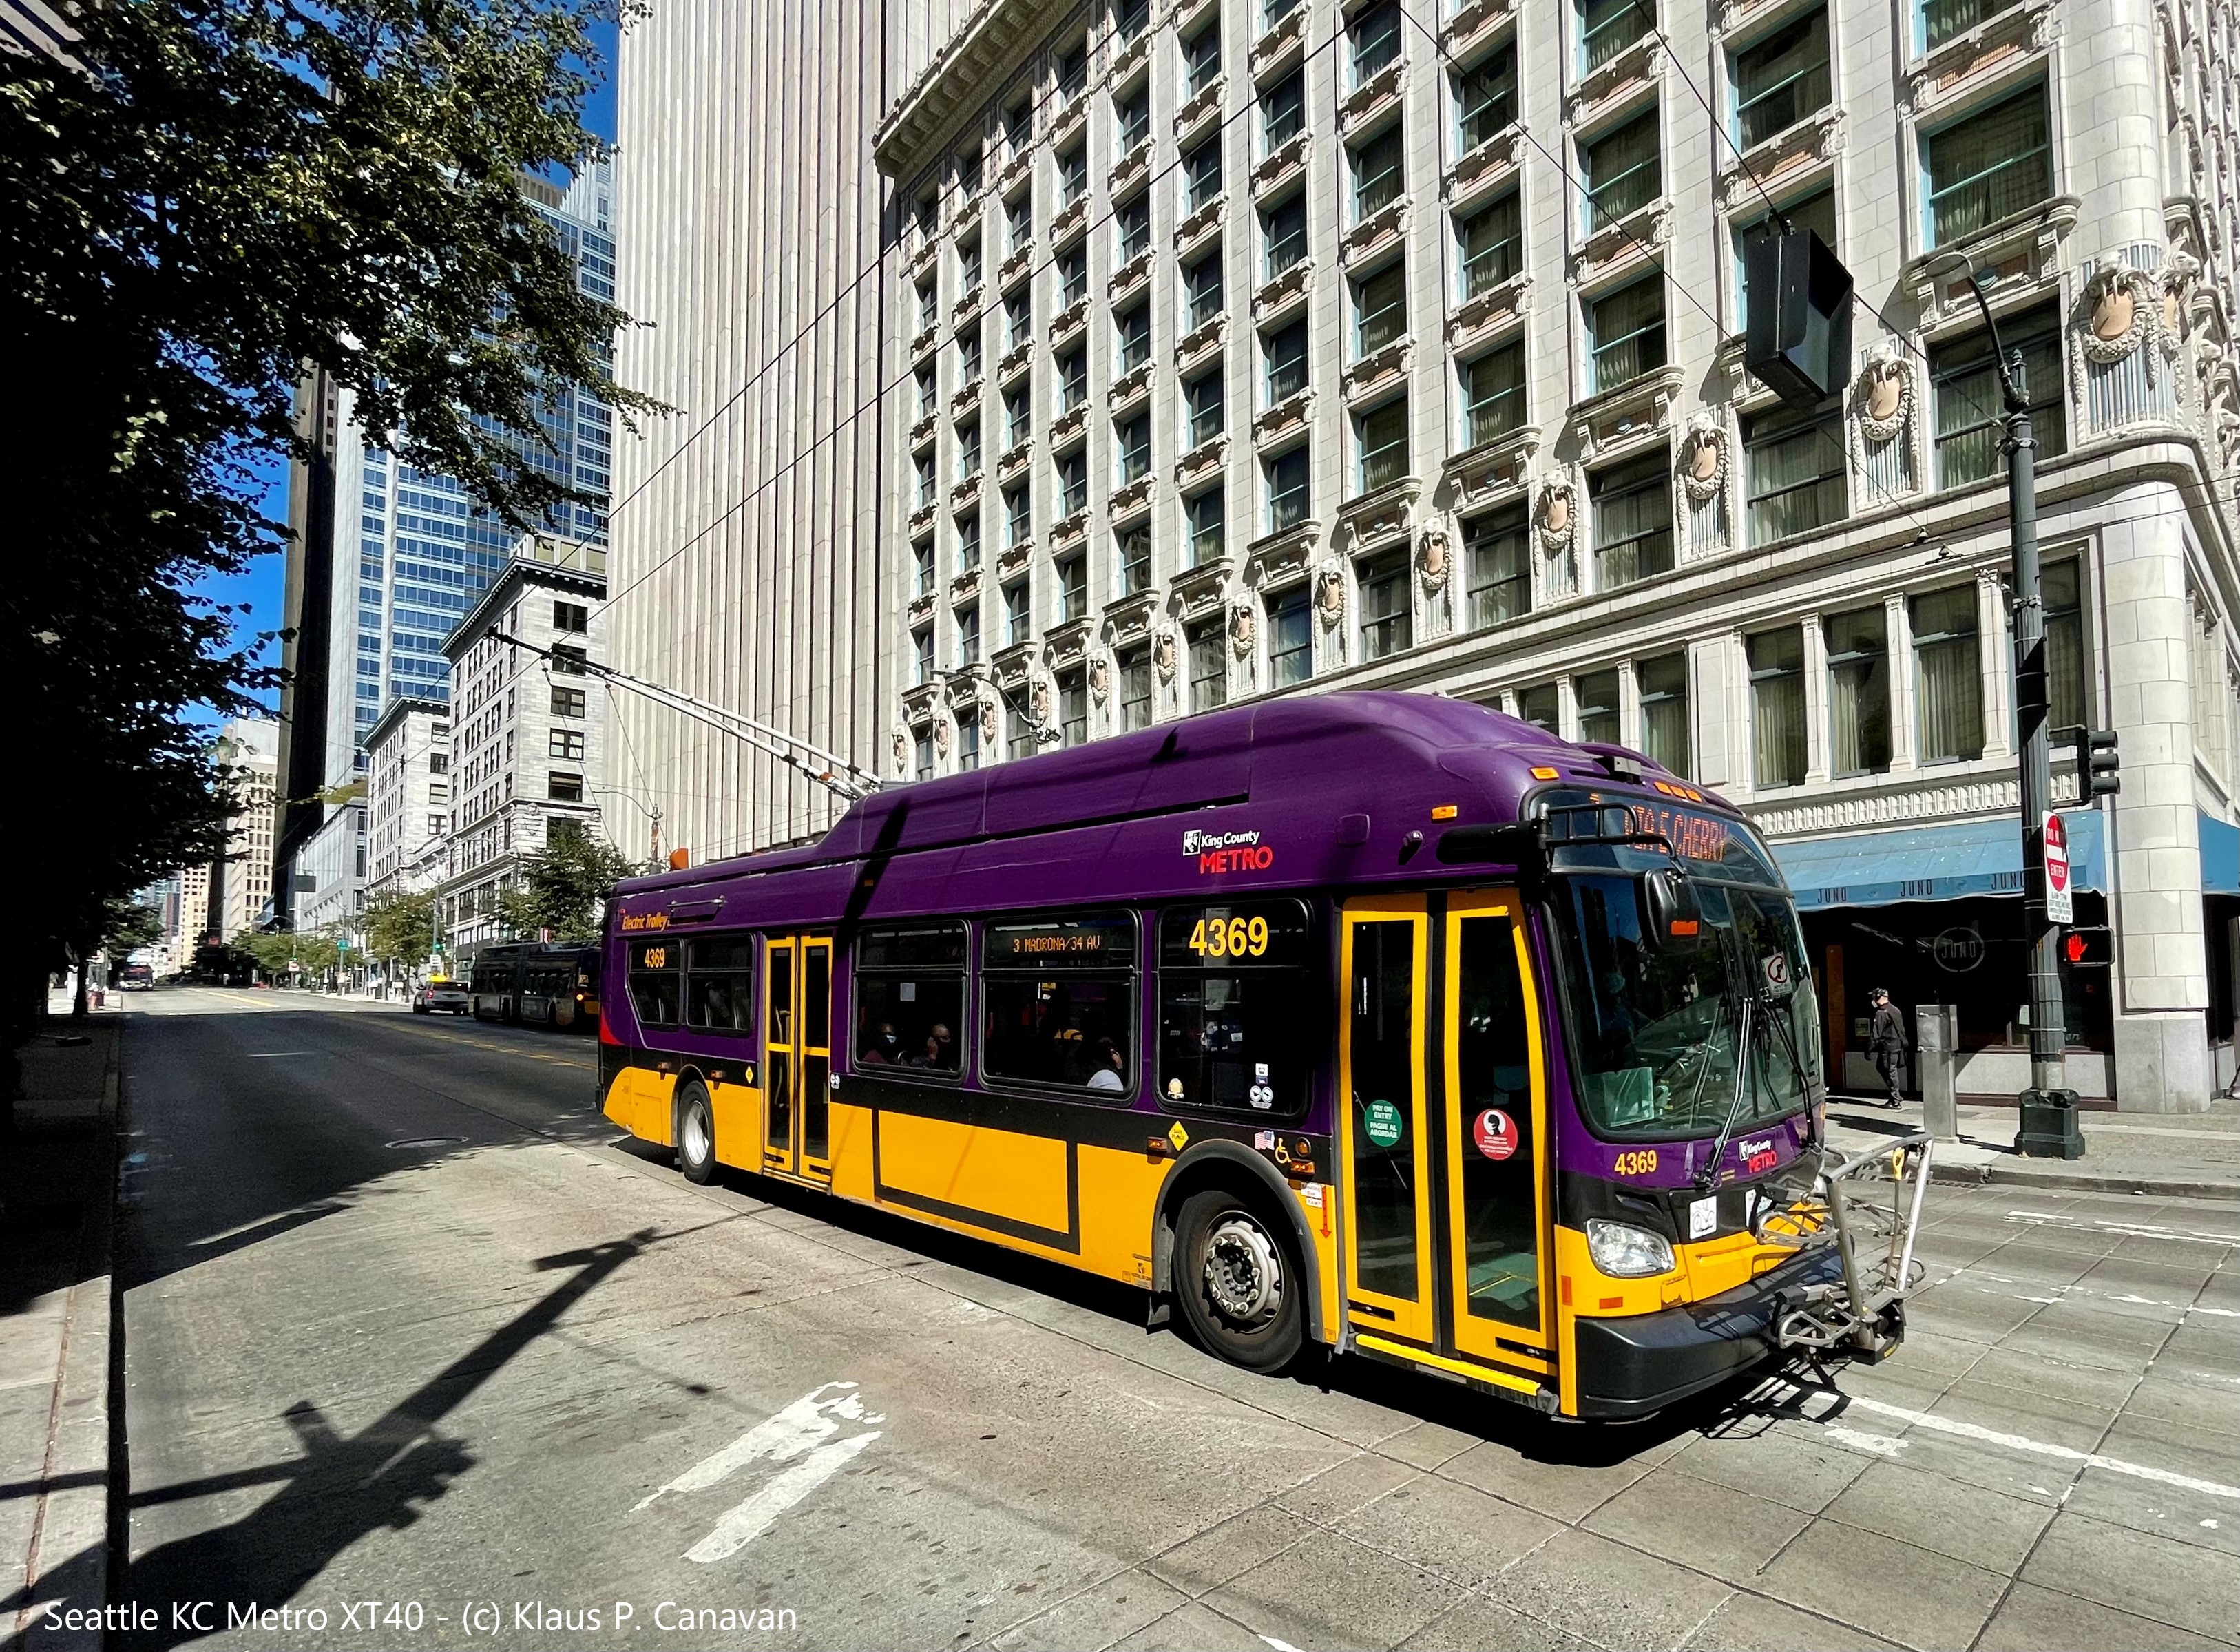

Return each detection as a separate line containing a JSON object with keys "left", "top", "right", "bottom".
{"left": 364, "top": 889, "right": 441, "bottom": 971}
{"left": 3, "top": 0, "right": 650, "bottom": 1047}
{"left": 496, "top": 825, "right": 644, "bottom": 942}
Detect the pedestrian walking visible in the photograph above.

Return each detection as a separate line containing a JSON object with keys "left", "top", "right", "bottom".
{"left": 1868, "top": 987, "right": 1907, "bottom": 1109}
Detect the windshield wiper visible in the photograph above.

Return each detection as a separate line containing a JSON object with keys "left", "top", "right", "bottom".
{"left": 1695, "top": 990, "right": 1755, "bottom": 1190}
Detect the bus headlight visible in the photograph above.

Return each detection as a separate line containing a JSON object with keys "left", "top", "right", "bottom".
{"left": 1586, "top": 1220, "right": 1675, "bottom": 1279}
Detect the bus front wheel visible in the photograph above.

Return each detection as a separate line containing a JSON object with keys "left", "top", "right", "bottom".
{"left": 676, "top": 1081, "right": 717, "bottom": 1184}
{"left": 1173, "top": 1189, "right": 1304, "bottom": 1374}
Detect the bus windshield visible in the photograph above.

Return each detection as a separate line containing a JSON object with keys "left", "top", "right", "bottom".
{"left": 1558, "top": 874, "right": 1820, "bottom": 1140}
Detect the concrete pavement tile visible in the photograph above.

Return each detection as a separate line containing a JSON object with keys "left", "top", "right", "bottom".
{"left": 2055, "top": 1456, "right": 2240, "bottom": 1561}
{"left": 1668, "top": 1425, "right": 1875, "bottom": 1514}
{"left": 1377, "top": 1420, "right": 1482, "bottom": 1472}
{"left": 1146, "top": 1504, "right": 1319, "bottom": 1596}
{"left": 1678, "top": 1591, "right": 1902, "bottom": 1651}
{"left": 987, "top": 1567, "right": 1194, "bottom": 1652}
{"left": 1332, "top": 1470, "right": 1565, "bottom": 1593}
{"left": 1974, "top": 1581, "right": 2234, "bottom": 1652}
{"left": 1202, "top": 1529, "right": 1467, "bottom": 1652}
{"left": 1109, "top": 1600, "right": 1280, "bottom": 1651}
{"left": 1901, "top": 1282, "right": 2046, "bottom": 1344}
{"left": 2123, "top": 1375, "right": 2240, "bottom": 1440}
{"left": 1582, "top": 1467, "right": 1810, "bottom": 1585}
{"left": 1273, "top": 1452, "right": 1423, "bottom": 1525}
{"left": 2113, "top": 1233, "right": 2240, "bottom": 1271}
{"left": 1755, "top": 1519, "right": 2006, "bottom": 1648}
{"left": 1958, "top": 1343, "right": 2144, "bottom": 1412}
{"left": 1934, "top": 1377, "right": 2123, "bottom": 1452}
{"left": 2076, "top": 1251, "right": 2221, "bottom": 1301}
{"left": 1396, "top": 1592, "right": 1600, "bottom": 1651}
{"left": 2157, "top": 1326, "right": 2240, "bottom": 1378}
{"left": 0, "top": 1292, "right": 69, "bottom": 1392}
{"left": 1819, "top": 1460, "right": 2055, "bottom": 1573}
{"left": 1479, "top": 1527, "right": 1733, "bottom": 1649}
{"left": 1997, "top": 1299, "right": 2172, "bottom": 1368}
{"left": 2020, "top": 1511, "right": 2240, "bottom": 1641}
{"left": 1438, "top": 1434, "right": 1663, "bottom": 1523}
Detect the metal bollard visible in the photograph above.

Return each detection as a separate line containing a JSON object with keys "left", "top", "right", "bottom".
{"left": 1917, "top": 1003, "right": 1958, "bottom": 1141}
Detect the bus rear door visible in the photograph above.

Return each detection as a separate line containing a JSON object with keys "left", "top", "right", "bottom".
{"left": 761, "top": 934, "right": 834, "bottom": 1185}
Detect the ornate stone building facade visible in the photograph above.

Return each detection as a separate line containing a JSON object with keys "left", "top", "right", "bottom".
{"left": 872, "top": 0, "right": 2240, "bottom": 1108}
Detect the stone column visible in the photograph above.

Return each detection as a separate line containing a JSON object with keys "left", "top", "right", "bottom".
{"left": 1802, "top": 609, "right": 1830, "bottom": 786}
{"left": 1886, "top": 593, "right": 1918, "bottom": 773}
{"left": 1977, "top": 567, "right": 2013, "bottom": 762}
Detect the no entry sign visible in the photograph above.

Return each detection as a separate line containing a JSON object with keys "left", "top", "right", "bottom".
{"left": 2044, "top": 812, "right": 2073, "bottom": 925}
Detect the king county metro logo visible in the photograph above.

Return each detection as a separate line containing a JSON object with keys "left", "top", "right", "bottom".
{"left": 1182, "top": 826, "right": 1262, "bottom": 855}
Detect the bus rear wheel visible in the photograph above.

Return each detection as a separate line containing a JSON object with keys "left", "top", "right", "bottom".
{"left": 1173, "top": 1188, "right": 1304, "bottom": 1374}
{"left": 676, "top": 1081, "right": 717, "bottom": 1184}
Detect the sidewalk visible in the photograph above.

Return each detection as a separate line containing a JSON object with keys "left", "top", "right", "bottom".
{"left": 3, "top": 999, "right": 120, "bottom": 1651}
{"left": 1826, "top": 1091, "right": 2240, "bottom": 1201}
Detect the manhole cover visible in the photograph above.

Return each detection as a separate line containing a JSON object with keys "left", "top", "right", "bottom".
{"left": 386, "top": 1136, "right": 468, "bottom": 1150}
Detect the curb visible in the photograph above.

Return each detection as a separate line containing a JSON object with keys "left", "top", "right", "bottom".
{"left": 1928, "top": 1157, "right": 2240, "bottom": 1203}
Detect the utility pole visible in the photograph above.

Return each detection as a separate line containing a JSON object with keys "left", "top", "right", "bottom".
{"left": 1947, "top": 264, "right": 2083, "bottom": 1158}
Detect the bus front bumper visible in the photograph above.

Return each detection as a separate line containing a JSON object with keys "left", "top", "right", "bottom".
{"left": 1572, "top": 1244, "right": 1850, "bottom": 1420}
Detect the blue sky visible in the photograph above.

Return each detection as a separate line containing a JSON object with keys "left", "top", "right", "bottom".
{"left": 193, "top": 17, "right": 621, "bottom": 725}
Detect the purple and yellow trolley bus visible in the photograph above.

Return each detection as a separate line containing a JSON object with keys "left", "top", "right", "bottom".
{"left": 598, "top": 692, "right": 1884, "bottom": 1419}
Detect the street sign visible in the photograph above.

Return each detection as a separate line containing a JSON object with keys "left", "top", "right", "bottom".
{"left": 2044, "top": 812, "right": 2073, "bottom": 924}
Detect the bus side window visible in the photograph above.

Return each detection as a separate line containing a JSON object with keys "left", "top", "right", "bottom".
{"left": 981, "top": 911, "right": 1138, "bottom": 1096}
{"left": 627, "top": 939, "right": 681, "bottom": 1028}
{"left": 686, "top": 934, "right": 755, "bottom": 1035}
{"left": 854, "top": 921, "right": 967, "bottom": 1075}
{"left": 1157, "top": 901, "right": 1314, "bottom": 1115}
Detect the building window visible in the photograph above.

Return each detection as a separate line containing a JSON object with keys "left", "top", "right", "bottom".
{"left": 1005, "top": 290, "right": 1032, "bottom": 350}
{"left": 959, "top": 236, "right": 983, "bottom": 295}
{"left": 2044, "top": 558, "right": 2086, "bottom": 732}
{"left": 957, "top": 711, "right": 981, "bottom": 772}
{"left": 1930, "top": 305, "right": 2066, "bottom": 488}
{"left": 1006, "top": 189, "right": 1033, "bottom": 251}
{"left": 1748, "top": 626, "right": 1807, "bottom": 788}
{"left": 1117, "top": 302, "right": 1151, "bottom": 373}
{"left": 550, "top": 687, "right": 585, "bottom": 718}
{"left": 1115, "top": 0, "right": 1149, "bottom": 44}
{"left": 1186, "top": 246, "right": 1224, "bottom": 328}
{"left": 1743, "top": 399, "right": 1846, "bottom": 546}
{"left": 553, "top": 600, "right": 589, "bottom": 634}
{"left": 1733, "top": 187, "right": 1836, "bottom": 331}
{"left": 1462, "top": 339, "right": 1525, "bottom": 448}
{"left": 1265, "top": 446, "right": 1309, "bottom": 532}
{"left": 1117, "top": 195, "right": 1151, "bottom": 262}
{"left": 1058, "top": 449, "right": 1088, "bottom": 515}
{"left": 1582, "top": 107, "right": 1660, "bottom": 232}
{"left": 1350, "top": 124, "right": 1405, "bottom": 221}
{"left": 549, "top": 645, "right": 586, "bottom": 675}
{"left": 1058, "top": 38, "right": 1087, "bottom": 100}
{"left": 1185, "top": 17, "right": 1222, "bottom": 93}
{"left": 1352, "top": 261, "right": 1406, "bottom": 357}
{"left": 1589, "top": 275, "right": 1666, "bottom": 393}
{"left": 1187, "top": 488, "right": 1226, "bottom": 565}
{"left": 1116, "top": 85, "right": 1151, "bottom": 156}
{"left": 956, "top": 601, "right": 981, "bottom": 665}
{"left": 957, "top": 511, "right": 982, "bottom": 571}
{"left": 1733, "top": 10, "right": 1829, "bottom": 150}
{"left": 1516, "top": 683, "right": 1558, "bottom": 733}
{"left": 1267, "top": 585, "right": 1311, "bottom": 686}
{"left": 1119, "top": 643, "right": 1153, "bottom": 729}
{"left": 957, "top": 145, "right": 983, "bottom": 198}
{"left": 1924, "top": 86, "right": 2052, "bottom": 245}
{"left": 1456, "top": 43, "right": 1517, "bottom": 153}
{"left": 959, "top": 329, "right": 982, "bottom": 386}
{"left": 914, "top": 729, "right": 935, "bottom": 780}
{"left": 549, "top": 729, "right": 586, "bottom": 760}
{"left": 1185, "top": 137, "right": 1223, "bottom": 211}
{"left": 1184, "top": 367, "right": 1225, "bottom": 450}
{"left": 1263, "top": 318, "right": 1308, "bottom": 404}
{"left": 1009, "top": 705, "right": 1037, "bottom": 759}
{"left": 1456, "top": 192, "right": 1522, "bottom": 300}
{"left": 1116, "top": 412, "right": 1151, "bottom": 485}
{"left": 1117, "top": 523, "right": 1152, "bottom": 594}
{"left": 1575, "top": 669, "right": 1620, "bottom": 744}
{"left": 1637, "top": 651, "right": 1690, "bottom": 777}
{"left": 1356, "top": 399, "right": 1408, "bottom": 494}
{"left": 1912, "top": 587, "right": 1983, "bottom": 764}
{"left": 1005, "top": 483, "right": 1031, "bottom": 545}
{"left": 1264, "top": 0, "right": 1300, "bottom": 23}
{"left": 1262, "top": 67, "right": 1305, "bottom": 151}
{"left": 1058, "top": 552, "right": 1089, "bottom": 622}
{"left": 958, "top": 419, "right": 982, "bottom": 481}
{"left": 1580, "top": 0, "right": 1652, "bottom": 74}
{"left": 1589, "top": 450, "right": 1673, "bottom": 591}
{"left": 915, "top": 450, "right": 936, "bottom": 508}
{"left": 1058, "top": 667, "right": 1089, "bottom": 746}
{"left": 914, "top": 539, "right": 936, "bottom": 596}
{"left": 1005, "top": 577, "right": 1033, "bottom": 645}
{"left": 548, "top": 772, "right": 585, "bottom": 803}
{"left": 1350, "top": 0, "right": 1400, "bottom": 84}
{"left": 913, "top": 627, "right": 934, "bottom": 684}
{"left": 1058, "top": 345, "right": 1087, "bottom": 409}
{"left": 1186, "top": 618, "right": 1228, "bottom": 711}
{"left": 1005, "top": 384, "right": 1031, "bottom": 448}
{"left": 1262, "top": 194, "right": 1308, "bottom": 278}
{"left": 915, "top": 363, "right": 938, "bottom": 419}
{"left": 1923, "top": 0, "right": 2020, "bottom": 50}
{"left": 917, "top": 278, "right": 938, "bottom": 332}
{"left": 1060, "top": 143, "right": 1088, "bottom": 205}
{"left": 1825, "top": 606, "right": 1891, "bottom": 777}
{"left": 1358, "top": 551, "right": 1412, "bottom": 660}
{"left": 1463, "top": 505, "right": 1530, "bottom": 628}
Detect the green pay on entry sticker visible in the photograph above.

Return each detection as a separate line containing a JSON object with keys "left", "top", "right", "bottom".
{"left": 1363, "top": 1100, "right": 1404, "bottom": 1149}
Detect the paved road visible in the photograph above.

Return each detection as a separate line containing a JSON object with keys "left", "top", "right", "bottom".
{"left": 113, "top": 988, "right": 2239, "bottom": 1651}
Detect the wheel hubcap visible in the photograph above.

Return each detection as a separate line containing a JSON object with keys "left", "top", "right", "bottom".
{"left": 1203, "top": 1215, "right": 1284, "bottom": 1326}
{"left": 684, "top": 1109, "right": 709, "bottom": 1162}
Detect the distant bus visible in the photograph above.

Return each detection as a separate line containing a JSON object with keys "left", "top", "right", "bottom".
{"left": 596, "top": 692, "right": 1873, "bottom": 1421}
{"left": 115, "top": 961, "right": 155, "bottom": 991}
{"left": 470, "top": 943, "right": 600, "bottom": 1029}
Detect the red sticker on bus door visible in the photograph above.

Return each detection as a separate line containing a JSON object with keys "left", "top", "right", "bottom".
{"left": 1473, "top": 1109, "right": 1518, "bottom": 1161}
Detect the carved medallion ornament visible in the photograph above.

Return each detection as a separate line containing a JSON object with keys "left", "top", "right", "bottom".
{"left": 1315, "top": 563, "right": 1348, "bottom": 629}
{"left": 1416, "top": 526, "right": 1451, "bottom": 594}
{"left": 1534, "top": 477, "right": 1574, "bottom": 554}
{"left": 2079, "top": 262, "right": 2155, "bottom": 365}
{"left": 1854, "top": 353, "right": 1914, "bottom": 448}
{"left": 1152, "top": 627, "right": 1178, "bottom": 683}
{"left": 1677, "top": 412, "right": 1728, "bottom": 502}
{"left": 1230, "top": 600, "right": 1257, "bottom": 659}
{"left": 1088, "top": 653, "right": 1110, "bottom": 705}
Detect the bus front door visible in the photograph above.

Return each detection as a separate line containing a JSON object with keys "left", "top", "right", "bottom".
{"left": 762, "top": 935, "right": 834, "bottom": 1185}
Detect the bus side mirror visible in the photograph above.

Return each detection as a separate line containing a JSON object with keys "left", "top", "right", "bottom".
{"left": 1641, "top": 868, "right": 1702, "bottom": 950}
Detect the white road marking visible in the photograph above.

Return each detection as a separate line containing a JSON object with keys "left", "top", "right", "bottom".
{"left": 2002, "top": 1211, "right": 2237, "bottom": 1247}
{"left": 636, "top": 1381, "right": 883, "bottom": 1564}
{"left": 1925, "top": 1265, "right": 2240, "bottom": 1320}
{"left": 1822, "top": 1426, "right": 1910, "bottom": 1458}
{"left": 243, "top": 1051, "right": 317, "bottom": 1058}
{"left": 1261, "top": 1638, "right": 1308, "bottom": 1652}
{"left": 1843, "top": 1397, "right": 2240, "bottom": 1500}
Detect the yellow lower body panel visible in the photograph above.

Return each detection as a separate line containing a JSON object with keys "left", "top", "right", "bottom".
{"left": 708, "top": 1081, "right": 762, "bottom": 1169}
{"left": 604, "top": 1067, "right": 676, "bottom": 1144}
{"left": 877, "top": 1111, "right": 1073, "bottom": 1235}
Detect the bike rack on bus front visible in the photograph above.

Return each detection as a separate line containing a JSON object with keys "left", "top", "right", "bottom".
{"left": 1762, "top": 1131, "right": 1934, "bottom": 1361}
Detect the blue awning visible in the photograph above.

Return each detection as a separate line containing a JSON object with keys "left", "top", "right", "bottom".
{"left": 2204, "top": 811, "right": 2240, "bottom": 897}
{"left": 1771, "top": 811, "right": 2106, "bottom": 912}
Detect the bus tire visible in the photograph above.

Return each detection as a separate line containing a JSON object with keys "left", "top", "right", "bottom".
{"left": 1172, "top": 1186, "right": 1305, "bottom": 1374}
{"left": 676, "top": 1081, "right": 717, "bottom": 1185}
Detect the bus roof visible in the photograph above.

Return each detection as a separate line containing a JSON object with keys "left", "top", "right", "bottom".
{"left": 615, "top": 691, "right": 1726, "bottom": 907}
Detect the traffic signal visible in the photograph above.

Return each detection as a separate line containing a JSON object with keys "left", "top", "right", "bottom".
{"left": 2062, "top": 926, "right": 2113, "bottom": 968}
{"left": 2060, "top": 726, "right": 2120, "bottom": 797}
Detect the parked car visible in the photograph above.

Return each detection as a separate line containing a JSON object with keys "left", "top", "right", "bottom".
{"left": 115, "top": 961, "right": 155, "bottom": 991}
{"left": 412, "top": 980, "right": 471, "bottom": 1015}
